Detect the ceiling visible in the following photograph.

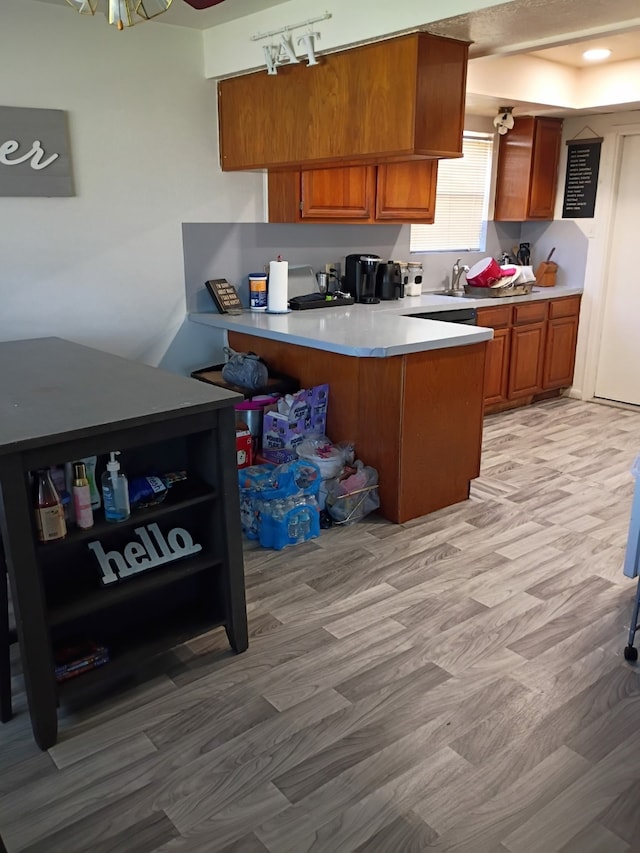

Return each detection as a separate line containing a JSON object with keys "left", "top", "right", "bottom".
{"left": 31, "top": 0, "right": 640, "bottom": 116}
{"left": 528, "top": 30, "right": 640, "bottom": 67}
{"left": 425, "top": 0, "right": 640, "bottom": 60}
{"left": 32, "top": 0, "right": 289, "bottom": 29}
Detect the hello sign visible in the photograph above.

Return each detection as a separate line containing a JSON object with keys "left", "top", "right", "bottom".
{"left": 0, "top": 106, "right": 74, "bottom": 197}
{"left": 88, "top": 523, "right": 202, "bottom": 586}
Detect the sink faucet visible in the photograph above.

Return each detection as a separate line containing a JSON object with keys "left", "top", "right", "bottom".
{"left": 450, "top": 259, "right": 469, "bottom": 293}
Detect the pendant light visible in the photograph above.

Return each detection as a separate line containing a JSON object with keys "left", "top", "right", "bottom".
{"left": 65, "top": 0, "right": 173, "bottom": 30}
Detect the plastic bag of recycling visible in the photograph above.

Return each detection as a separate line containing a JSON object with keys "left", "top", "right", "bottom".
{"left": 326, "top": 461, "right": 380, "bottom": 524}
{"left": 295, "top": 435, "right": 354, "bottom": 480}
{"left": 221, "top": 347, "right": 268, "bottom": 391}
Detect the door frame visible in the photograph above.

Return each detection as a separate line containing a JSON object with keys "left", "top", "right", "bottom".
{"left": 578, "top": 122, "right": 640, "bottom": 404}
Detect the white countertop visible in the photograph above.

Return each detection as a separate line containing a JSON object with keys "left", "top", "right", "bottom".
{"left": 189, "top": 286, "right": 583, "bottom": 358}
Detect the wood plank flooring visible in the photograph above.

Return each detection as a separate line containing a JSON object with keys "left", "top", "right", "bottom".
{"left": 2, "top": 397, "right": 640, "bottom": 852}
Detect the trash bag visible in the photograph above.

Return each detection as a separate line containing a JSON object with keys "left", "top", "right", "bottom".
{"left": 326, "top": 461, "right": 380, "bottom": 524}
{"left": 295, "top": 435, "right": 354, "bottom": 480}
{"left": 221, "top": 347, "right": 268, "bottom": 391}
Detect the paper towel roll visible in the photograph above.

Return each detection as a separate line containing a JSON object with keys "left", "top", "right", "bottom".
{"left": 268, "top": 258, "right": 289, "bottom": 313}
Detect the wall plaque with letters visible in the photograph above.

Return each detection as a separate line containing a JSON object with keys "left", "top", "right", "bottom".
{"left": 562, "top": 137, "right": 602, "bottom": 219}
{"left": 205, "top": 279, "right": 244, "bottom": 314}
{"left": 0, "top": 106, "right": 74, "bottom": 197}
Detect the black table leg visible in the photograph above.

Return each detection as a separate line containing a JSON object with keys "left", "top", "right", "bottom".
{"left": 0, "top": 539, "right": 11, "bottom": 723}
{"left": 0, "top": 457, "right": 58, "bottom": 749}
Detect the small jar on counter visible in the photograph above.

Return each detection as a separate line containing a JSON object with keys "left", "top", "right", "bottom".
{"left": 405, "top": 261, "right": 423, "bottom": 296}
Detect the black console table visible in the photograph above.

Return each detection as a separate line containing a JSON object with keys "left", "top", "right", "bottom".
{"left": 0, "top": 337, "right": 247, "bottom": 749}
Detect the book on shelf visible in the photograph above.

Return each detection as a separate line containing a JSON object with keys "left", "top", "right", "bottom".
{"left": 54, "top": 641, "right": 110, "bottom": 682}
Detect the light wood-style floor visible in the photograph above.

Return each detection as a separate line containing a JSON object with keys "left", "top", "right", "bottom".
{"left": 2, "top": 397, "right": 640, "bottom": 852}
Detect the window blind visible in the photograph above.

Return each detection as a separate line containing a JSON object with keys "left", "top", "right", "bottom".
{"left": 410, "top": 134, "right": 493, "bottom": 253}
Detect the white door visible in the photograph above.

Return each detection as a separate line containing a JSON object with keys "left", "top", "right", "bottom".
{"left": 594, "top": 132, "right": 640, "bottom": 406}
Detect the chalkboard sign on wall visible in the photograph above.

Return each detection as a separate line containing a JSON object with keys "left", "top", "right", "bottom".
{"left": 562, "top": 138, "right": 602, "bottom": 219}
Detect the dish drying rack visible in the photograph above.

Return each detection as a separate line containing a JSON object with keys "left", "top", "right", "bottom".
{"left": 464, "top": 282, "right": 535, "bottom": 298}
{"left": 464, "top": 263, "right": 537, "bottom": 298}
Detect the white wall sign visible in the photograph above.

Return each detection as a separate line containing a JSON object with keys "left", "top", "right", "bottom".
{"left": 0, "top": 106, "right": 74, "bottom": 197}
{"left": 263, "top": 32, "right": 320, "bottom": 75}
{"left": 88, "top": 522, "right": 202, "bottom": 585}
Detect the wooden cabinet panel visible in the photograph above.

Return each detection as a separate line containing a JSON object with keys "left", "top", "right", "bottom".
{"left": 549, "top": 295, "right": 582, "bottom": 320}
{"left": 509, "top": 323, "right": 546, "bottom": 398}
{"left": 543, "top": 316, "right": 579, "bottom": 389}
{"left": 528, "top": 118, "right": 563, "bottom": 218}
{"left": 269, "top": 161, "right": 437, "bottom": 224}
{"left": 400, "top": 343, "right": 485, "bottom": 523}
{"left": 483, "top": 327, "right": 511, "bottom": 405}
{"left": 219, "top": 33, "right": 468, "bottom": 171}
{"left": 494, "top": 116, "right": 563, "bottom": 221}
{"left": 477, "top": 305, "right": 512, "bottom": 329}
{"left": 513, "top": 301, "right": 548, "bottom": 325}
{"left": 300, "top": 166, "right": 376, "bottom": 220}
{"left": 375, "top": 161, "right": 437, "bottom": 222}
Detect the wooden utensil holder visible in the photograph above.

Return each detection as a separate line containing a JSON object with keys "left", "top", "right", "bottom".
{"left": 535, "top": 261, "right": 558, "bottom": 287}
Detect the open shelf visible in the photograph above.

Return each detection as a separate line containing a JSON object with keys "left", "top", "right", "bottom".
{"left": 37, "top": 478, "right": 217, "bottom": 552}
{"left": 56, "top": 609, "right": 226, "bottom": 704}
{"left": 48, "top": 553, "right": 222, "bottom": 627}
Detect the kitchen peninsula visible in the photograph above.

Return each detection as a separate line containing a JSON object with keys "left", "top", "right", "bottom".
{"left": 191, "top": 288, "right": 583, "bottom": 523}
{"left": 191, "top": 296, "right": 496, "bottom": 524}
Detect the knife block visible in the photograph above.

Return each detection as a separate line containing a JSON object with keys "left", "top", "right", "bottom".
{"left": 535, "top": 261, "right": 558, "bottom": 287}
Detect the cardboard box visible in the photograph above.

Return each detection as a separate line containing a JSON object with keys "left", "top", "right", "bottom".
{"left": 255, "top": 448, "right": 298, "bottom": 465}
{"left": 261, "top": 384, "right": 329, "bottom": 450}
{"left": 262, "top": 412, "right": 327, "bottom": 450}
{"left": 283, "top": 383, "right": 329, "bottom": 421}
{"left": 236, "top": 429, "right": 253, "bottom": 468}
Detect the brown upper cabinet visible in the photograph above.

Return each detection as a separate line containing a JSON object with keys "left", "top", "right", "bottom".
{"left": 268, "top": 161, "right": 438, "bottom": 224}
{"left": 494, "top": 116, "right": 563, "bottom": 221}
{"left": 218, "top": 33, "right": 469, "bottom": 171}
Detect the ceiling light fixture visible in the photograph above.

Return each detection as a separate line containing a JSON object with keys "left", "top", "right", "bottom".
{"left": 65, "top": 0, "right": 173, "bottom": 30}
{"left": 493, "top": 106, "right": 515, "bottom": 136}
{"left": 582, "top": 48, "right": 612, "bottom": 62}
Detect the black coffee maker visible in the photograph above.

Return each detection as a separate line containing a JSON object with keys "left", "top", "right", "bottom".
{"left": 376, "top": 261, "right": 403, "bottom": 301}
{"left": 344, "top": 254, "right": 382, "bottom": 304}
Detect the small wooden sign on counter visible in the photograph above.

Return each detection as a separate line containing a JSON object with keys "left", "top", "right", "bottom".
{"left": 205, "top": 279, "right": 244, "bottom": 314}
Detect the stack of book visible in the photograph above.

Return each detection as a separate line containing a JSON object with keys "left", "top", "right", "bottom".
{"left": 54, "top": 641, "right": 109, "bottom": 682}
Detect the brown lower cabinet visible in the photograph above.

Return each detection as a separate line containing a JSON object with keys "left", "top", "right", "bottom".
{"left": 478, "top": 295, "right": 581, "bottom": 413}
{"left": 268, "top": 161, "right": 438, "bottom": 224}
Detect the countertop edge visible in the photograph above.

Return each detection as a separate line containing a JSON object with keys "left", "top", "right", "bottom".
{"left": 188, "top": 286, "right": 581, "bottom": 358}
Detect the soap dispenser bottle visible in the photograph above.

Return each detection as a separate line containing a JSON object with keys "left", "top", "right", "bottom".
{"left": 101, "top": 451, "right": 130, "bottom": 523}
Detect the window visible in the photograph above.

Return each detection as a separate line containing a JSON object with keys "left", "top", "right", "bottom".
{"left": 410, "top": 133, "right": 493, "bottom": 253}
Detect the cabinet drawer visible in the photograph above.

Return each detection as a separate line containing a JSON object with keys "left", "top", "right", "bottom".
{"left": 477, "top": 305, "right": 512, "bottom": 328}
{"left": 549, "top": 295, "right": 581, "bottom": 320}
{"left": 513, "top": 301, "right": 547, "bottom": 325}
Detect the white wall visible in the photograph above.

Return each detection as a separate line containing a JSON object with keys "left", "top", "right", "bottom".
{"left": 0, "top": 0, "right": 264, "bottom": 363}
{"left": 556, "top": 109, "right": 640, "bottom": 401}
{"left": 202, "top": 0, "right": 508, "bottom": 79}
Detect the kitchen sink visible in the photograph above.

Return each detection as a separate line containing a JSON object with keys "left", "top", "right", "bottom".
{"left": 430, "top": 290, "right": 467, "bottom": 298}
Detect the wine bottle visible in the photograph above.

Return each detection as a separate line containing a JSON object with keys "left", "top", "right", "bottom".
{"left": 34, "top": 468, "right": 67, "bottom": 542}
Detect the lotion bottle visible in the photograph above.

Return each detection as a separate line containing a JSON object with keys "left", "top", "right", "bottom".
{"left": 101, "top": 452, "right": 130, "bottom": 523}
{"left": 72, "top": 461, "right": 94, "bottom": 529}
